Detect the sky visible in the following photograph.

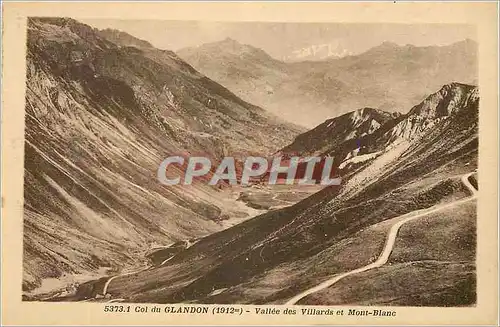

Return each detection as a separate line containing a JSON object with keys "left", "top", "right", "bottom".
{"left": 79, "top": 19, "right": 476, "bottom": 61}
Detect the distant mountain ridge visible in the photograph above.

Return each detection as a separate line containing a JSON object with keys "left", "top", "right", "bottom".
{"left": 23, "top": 18, "right": 479, "bottom": 306}
{"left": 178, "top": 38, "right": 477, "bottom": 127}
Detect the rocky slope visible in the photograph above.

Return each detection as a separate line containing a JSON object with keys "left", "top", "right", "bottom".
{"left": 388, "top": 82, "right": 478, "bottom": 141}
{"left": 23, "top": 18, "right": 301, "bottom": 292}
{"left": 178, "top": 39, "right": 477, "bottom": 127}
{"left": 86, "top": 83, "right": 478, "bottom": 306}
{"left": 281, "top": 107, "right": 399, "bottom": 156}
{"left": 280, "top": 83, "right": 477, "bottom": 173}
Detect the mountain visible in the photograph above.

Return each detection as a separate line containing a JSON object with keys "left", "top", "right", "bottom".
{"left": 74, "top": 83, "right": 478, "bottom": 306}
{"left": 176, "top": 38, "right": 288, "bottom": 82}
{"left": 281, "top": 107, "right": 399, "bottom": 156}
{"left": 388, "top": 82, "right": 478, "bottom": 141}
{"left": 23, "top": 18, "right": 302, "bottom": 292}
{"left": 280, "top": 82, "right": 478, "bottom": 170}
{"left": 177, "top": 39, "right": 477, "bottom": 127}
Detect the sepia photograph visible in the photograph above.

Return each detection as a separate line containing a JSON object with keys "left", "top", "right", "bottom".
{"left": 22, "top": 16, "right": 480, "bottom": 306}
{"left": 1, "top": 2, "right": 498, "bottom": 326}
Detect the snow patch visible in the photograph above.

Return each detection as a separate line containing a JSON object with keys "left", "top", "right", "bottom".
{"left": 208, "top": 288, "right": 228, "bottom": 296}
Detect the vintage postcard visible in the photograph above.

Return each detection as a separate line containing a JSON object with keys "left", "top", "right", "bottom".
{"left": 2, "top": 1, "right": 498, "bottom": 326}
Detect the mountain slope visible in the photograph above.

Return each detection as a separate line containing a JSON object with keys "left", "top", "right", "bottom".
{"left": 281, "top": 107, "right": 399, "bottom": 156}
{"left": 178, "top": 39, "right": 477, "bottom": 127}
{"left": 87, "top": 83, "right": 478, "bottom": 305}
{"left": 23, "top": 18, "right": 301, "bottom": 292}
{"left": 388, "top": 82, "right": 478, "bottom": 140}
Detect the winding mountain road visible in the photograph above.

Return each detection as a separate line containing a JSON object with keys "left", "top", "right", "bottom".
{"left": 285, "top": 172, "right": 478, "bottom": 305}
{"left": 97, "top": 173, "right": 477, "bottom": 303}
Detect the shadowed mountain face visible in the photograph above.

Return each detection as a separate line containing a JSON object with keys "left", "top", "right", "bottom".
{"left": 178, "top": 39, "right": 477, "bottom": 127}
{"left": 23, "top": 18, "right": 302, "bottom": 291}
{"left": 100, "top": 83, "right": 478, "bottom": 305}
